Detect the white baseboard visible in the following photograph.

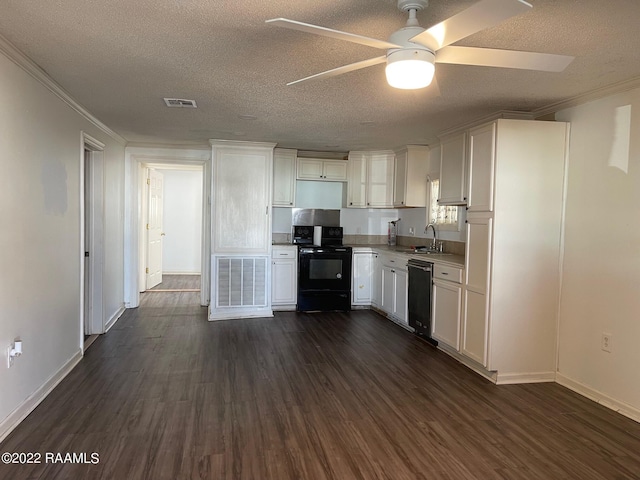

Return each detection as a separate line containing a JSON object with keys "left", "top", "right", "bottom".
{"left": 556, "top": 373, "right": 640, "bottom": 424}
{"left": 272, "top": 305, "right": 296, "bottom": 311}
{"left": 208, "top": 307, "right": 274, "bottom": 321}
{"left": 104, "top": 305, "right": 125, "bottom": 332}
{"left": 496, "top": 371, "right": 556, "bottom": 385}
{"left": 0, "top": 349, "right": 83, "bottom": 443}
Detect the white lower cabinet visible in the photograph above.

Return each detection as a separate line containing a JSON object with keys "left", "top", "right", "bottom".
{"left": 379, "top": 254, "right": 408, "bottom": 326}
{"left": 371, "top": 253, "right": 382, "bottom": 308}
{"left": 271, "top": 246, "right": 297, "bottom": 310}
{"left": 352, "top": 251, "right": 374, "bottom": 305}
{"left": 431, "top": 264, "right": 463, "bottom": 351}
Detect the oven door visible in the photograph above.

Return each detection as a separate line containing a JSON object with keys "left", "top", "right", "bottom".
{"left": 298, "top": 248, "right": 351, "bottom": 292}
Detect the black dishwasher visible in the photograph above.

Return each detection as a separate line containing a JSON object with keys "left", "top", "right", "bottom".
{"left": 407, "top": 259, "right": 437, "bottom": 346}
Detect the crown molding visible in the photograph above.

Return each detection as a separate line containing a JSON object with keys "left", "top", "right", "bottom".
{"left": 533, "top": 75, "right": 640, "bottom": 118}
{"left": 437, "top": 110, "right": 534, "bottom": 139}
{"left": 126, "top": 142, "right": 211, "bottom": 151}
{"left": 209, "top": 139, "right": 277, "bottom": 149}
{"left": 0, "top": 33, "right": 127, "bottom": 145}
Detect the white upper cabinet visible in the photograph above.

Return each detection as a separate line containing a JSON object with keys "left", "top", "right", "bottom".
{"left": 367, "top": 151, "right": 395, "bottom": 207}
{"left": 347, "top": 151, "right": 367, "bottom": 207}
{"left": 347, "top": 150, "right": 394, "bottom": 208}
{"left": 297, "top": 158, "right": 348, "bottom": 181}
{"left": 439, "top": 132, "right": 467, "bottom": 205}
{"left": 273, "top": 148, "right": 297, "bottom": 206}
{"left": 466, "top": 123, "right": 496, "bottom": 212}
{"left": 211, "top": 141, "right": 274, "bottom": 254}
{"left": 393, "top": 145, "right": 430, "bottom": 207}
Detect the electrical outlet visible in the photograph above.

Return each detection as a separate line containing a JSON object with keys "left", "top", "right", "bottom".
{"left": 601, "top": 333, "right": 612, "bottom": 353}
{"left": 409, "top": 227, "right": 415, "bottom": 236}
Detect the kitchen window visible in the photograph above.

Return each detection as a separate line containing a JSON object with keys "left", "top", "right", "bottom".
{"left": 428, "top": 178, "right": 459, "bottom": 231}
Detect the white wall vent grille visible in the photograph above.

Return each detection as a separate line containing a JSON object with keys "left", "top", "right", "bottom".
{"left": 216, "top": 257, "right": 267, "bottom": 308}
{"left": 163, "top": 98, "right": 197, "bottom": 108}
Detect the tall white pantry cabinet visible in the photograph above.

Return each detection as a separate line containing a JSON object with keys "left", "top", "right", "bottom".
{"left": 209, "top": 140, "right": 276, "bottom": 321}
{"left": 461, "top": 119, "right": 569, "bottom": 384}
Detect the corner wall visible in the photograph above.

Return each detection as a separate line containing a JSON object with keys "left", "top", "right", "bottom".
{"left": 0, "top": 43, "right": 125, "bottom": 440}
{"left": 556, "top": 88, "right": 640, "bottom": 420}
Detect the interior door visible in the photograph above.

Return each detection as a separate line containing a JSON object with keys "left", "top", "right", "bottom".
{"left": 146, "top": 168, "right": 164, "bottom": 289}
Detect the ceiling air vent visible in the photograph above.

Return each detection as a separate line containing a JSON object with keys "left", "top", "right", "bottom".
{"left": 163, "top": 98, "right": 197, "bottom": 108}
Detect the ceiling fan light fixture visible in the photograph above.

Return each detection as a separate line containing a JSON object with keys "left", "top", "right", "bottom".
{"left": 385, "top": 49, "right": 435, "bottom": 90}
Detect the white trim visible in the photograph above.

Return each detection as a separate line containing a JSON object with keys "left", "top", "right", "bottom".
{"left": 533, "top": 75, "right": 640, "bottom": 119}
{"left": 209, "top": 139, "right": 277, "bottom": 149}
{"left": 208, "top": 308, "right": 274, "bottom": 321}
{"left": 555, "top": 124, "right": 571, "bottom": 373}
{"left": 435, "top": 342, "right": 498, "bottom": 383}
{"left": 556, "top": 373, "right": 640, "bottom": 424}
{"left": 437, "top": 110, "right": 534, "bottom": 139}
{"left": 0, "top": 33, "right": 126, "bottom": 145}
{"left": 105, "top": 306, "right": 126, "bottom": 333}
{"left": 127, "top": 142, "right": 210, "bottom": 151}
{"left": 495, "top": 371, "right": 556, "bottom": 385}
{"left": 0, "top": 349, "right": 83, "bottom": 443}
{"left": 124, "top": 152, "right": 211, "bottom": 308}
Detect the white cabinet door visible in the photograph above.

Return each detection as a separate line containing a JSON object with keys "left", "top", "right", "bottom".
{"left": 323, "top": 160, "right": 348, "bottom": 181}
{"left": 347, "top": 152, "right": 367, "bottom": 207}
{"left": 394, "top": 268, "right": 408, "bottom": 325}
{"left": 367, "top": 152, "right": 394, "bottom": 208}
{"left": 461, "top": 213, "right": 492, "bottom": 366}
{"left": 212, "top": 143, "right": 272, "bottom": 254}
{"left": 352, "top": 252, "right": 373, "bottom": 305}
{"left": 393, "top": 145, "right": 429, "bottom": 207}
{"left": 371, "top": 253, "right": 382, "bottom": 307}
{"left": 439, "top": 132, "right": 467, "bottom": 205}
{"left": 381, "top": 265, "right": 394, "bottom": 315}
{"left": 297, "top": 158, "right": 324, "bottom": 180}
{"left": 297, "top": 158, "right": 347, "bottom": 181}
{"left": 393, "top": 149, "right": 408, "bottom": 207}
{"left": 432, "top": 279, "right": 462, "bottom": 350}
{"left": 467, "top": 122, "right": 496, "bottom": 212}
{"left": 273, "top": 148, "right": 297, "bottom": 206}
{"left": 272, "top": 259, "right": 297, "bottom": 305}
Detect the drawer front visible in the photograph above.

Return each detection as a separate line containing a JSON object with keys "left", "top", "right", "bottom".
{"left": 381, "top": 255, "right": 407, "bottom": 271}
{"left": 434, "top": 264, "right": 462, "bottom": 283}
{"left": 272, "top": 248, "right": 297, "bottom": 259}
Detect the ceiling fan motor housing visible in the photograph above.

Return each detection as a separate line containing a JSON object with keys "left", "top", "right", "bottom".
{"left": 397, "top": 0, "right": 429, "bottom": 12}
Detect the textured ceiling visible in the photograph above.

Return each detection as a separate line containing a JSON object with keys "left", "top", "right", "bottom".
{"left": 1, "top": 0, "right": 640, "bottom": 150}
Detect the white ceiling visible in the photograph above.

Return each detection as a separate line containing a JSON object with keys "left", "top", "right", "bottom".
{"left": 2, "top": 0, "right": 640, "bottom": 151}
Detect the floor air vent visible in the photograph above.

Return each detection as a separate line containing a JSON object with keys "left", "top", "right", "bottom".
{"left": 163, "top": 98, "right": 197, "bottom": 108}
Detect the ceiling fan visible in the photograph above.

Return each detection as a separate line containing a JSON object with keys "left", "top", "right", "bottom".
{"left": 266, "top": 0, "right": 574, "bottom": 90}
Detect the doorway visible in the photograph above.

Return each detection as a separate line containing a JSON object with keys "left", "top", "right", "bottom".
{"left": 81, "top": 133, "right": 105, "bottom": 350}
{"left": 140, "top": 163, "right": 205, "bottom": 307}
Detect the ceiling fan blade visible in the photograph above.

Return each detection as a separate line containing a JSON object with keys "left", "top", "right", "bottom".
{"left": 286, "top": 56, "right": 387, "bottom": 86}
{"left": 266, "top": 18, "right": 401, "bottom": 50}
{"left": 435, "top": 46, "right": 574, "bottom": 72}
{"left": 410, "top": 0, "right": 532, "bottom": 50}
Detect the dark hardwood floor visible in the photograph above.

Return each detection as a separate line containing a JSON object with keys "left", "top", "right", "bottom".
{"left": 2, "top": 302, "right": 640, "bottom": 479}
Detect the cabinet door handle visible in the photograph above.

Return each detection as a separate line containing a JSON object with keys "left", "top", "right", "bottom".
{"left": 442, "top": 272, "right": 449, "bottom": 275}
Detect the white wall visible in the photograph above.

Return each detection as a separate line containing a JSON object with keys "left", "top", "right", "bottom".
{"left": 556, "top": 88, "right": 640, "bottom": 420}
{"left": 157, "top": 169, "right": 203, "bottom": 273}
{"left": 0, "top": 44, "right": 125, "bottom": 439}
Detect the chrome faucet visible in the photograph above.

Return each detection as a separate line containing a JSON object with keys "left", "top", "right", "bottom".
{"left": 425, "top": 223, "right": 437, "bottom": 250}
